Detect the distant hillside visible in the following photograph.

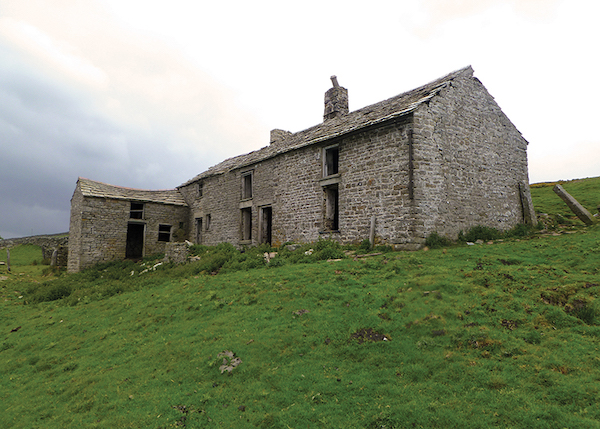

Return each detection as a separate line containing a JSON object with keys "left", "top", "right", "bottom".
{"left": 531, "top": 176, "right": 599, "bottom": 221}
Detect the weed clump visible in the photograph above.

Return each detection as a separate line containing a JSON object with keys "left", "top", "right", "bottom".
{"left": 459, "top": 225, "right": 502, "bottom": 242}
{"left": 358, "top": 239, "right": 372, "bottom": 252}
{"left": 313, "top": 238, "right": 345, "bottom": 260}
{"left": 425, "top": 232, "right": 453, "bottom": 249}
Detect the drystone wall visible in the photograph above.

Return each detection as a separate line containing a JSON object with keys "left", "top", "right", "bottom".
{"left": 0, "top": 234, "right": 68, "bottom": 250}
{"left": 0, "top": 234, "right": 69, "bottom": 266}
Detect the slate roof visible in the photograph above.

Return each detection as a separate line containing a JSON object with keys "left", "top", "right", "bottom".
{"left": 181, "top": 66, "right": 473, "bottom": 187}
{"left": 77, "top": 178, "right": 187, "bottom": 206}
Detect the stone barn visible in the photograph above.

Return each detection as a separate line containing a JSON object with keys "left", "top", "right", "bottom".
{"left": 67, "top": 178, "right": 188, "bottom": 273}
{"left": 68, "top": 66, "right": 536, "bottom": 272}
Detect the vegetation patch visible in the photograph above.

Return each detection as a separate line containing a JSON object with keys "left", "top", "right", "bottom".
{"left": 1, "top": 177, "right": 600, "bottom": 428}
{"left": 350, "top": 328, "right": 390, "bottom": 344}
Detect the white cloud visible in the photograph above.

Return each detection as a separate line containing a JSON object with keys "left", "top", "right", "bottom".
{"left": 0, "top": 0, "right": 598, "bottom": 238}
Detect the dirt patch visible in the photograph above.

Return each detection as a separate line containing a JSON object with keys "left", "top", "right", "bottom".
{"left": 350, "top": 328, "right": 389, "bottom": 344}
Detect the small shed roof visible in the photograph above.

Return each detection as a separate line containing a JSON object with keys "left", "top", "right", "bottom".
{"left": 77, "top": 178, "right": 188, "bottom": 206}
{"left": 181, "top": 66, "right": 473, "bottom": 187}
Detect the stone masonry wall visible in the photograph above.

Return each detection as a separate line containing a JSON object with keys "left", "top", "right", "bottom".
{"left": 67, "top": 186, "right": 84, "bottom": 272}
{"left": 179, "top": 118, "right": 415, "bottom": 248}
{"left": 412, "top": 73, "right": 531, "bottom": 240}
{"left": 68, "top": 188, "right": 189, "bottom": 272}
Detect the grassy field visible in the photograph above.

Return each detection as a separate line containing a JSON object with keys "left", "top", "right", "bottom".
{"left": 1, "top": 178, "right": 599, "bottom": 428}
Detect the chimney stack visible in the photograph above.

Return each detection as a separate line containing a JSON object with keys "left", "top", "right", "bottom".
{"left": 323, "top": 75, "right": 348, "bottom": 121}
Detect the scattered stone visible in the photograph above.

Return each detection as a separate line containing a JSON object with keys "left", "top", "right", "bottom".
{"left": 467, "top": 242, "right": 475, "bottom": 246}
{"left": 238, "top": 405, "right": 246, "bottom": 412}
{"left": 285, "top": 244, "right": 301, "bottom": 251}
{"left": 217, "top": 350, "right": 242, "bottom": 374}
{"left": 475, "top": 239, "right": 484, "bottom": 244}
{"left": 293, "top": 309, "right": 310, "bottom": 316}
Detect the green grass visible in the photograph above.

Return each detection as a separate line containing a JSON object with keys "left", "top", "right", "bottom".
{"left": 530, "top": 176, "right": 600, "bottom": 224}
{"left": 1, "top": 179, "right": 600, "bottom": 428}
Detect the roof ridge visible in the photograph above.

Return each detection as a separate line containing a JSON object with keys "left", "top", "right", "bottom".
{"left": 180, "top": 66, "right": 474, "bottom": 187}
{"left": 78, "top": 177, "right": 179, "bottom": 193}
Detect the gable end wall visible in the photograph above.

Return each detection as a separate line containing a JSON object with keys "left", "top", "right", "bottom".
{"left": 412, "top": 74, "right": 531, "bottom": 240}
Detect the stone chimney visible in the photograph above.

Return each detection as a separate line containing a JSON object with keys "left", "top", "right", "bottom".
{"left": 270, "top": 129, "right": 292, "bottom": 145}
{"left": 323, "top": 76, "right": 348, "bottom": 121}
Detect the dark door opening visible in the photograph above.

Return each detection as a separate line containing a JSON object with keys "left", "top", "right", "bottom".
{"left": 196, "top": 218, "right": 202, "bottom": 244}
{"left": 126, "top": 223, "right": 145, "bottom": 259}
{"left": 260, "top": 206, "right": 272, "bottom": 245}
{"left": 324, "top": 185, "right": 339, "bottom": 231}
{"left": 241, "top": 208, "right": 252, "bottom": 241}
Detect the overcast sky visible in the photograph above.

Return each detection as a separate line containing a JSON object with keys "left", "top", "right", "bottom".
{"left": 1, "top": 0, "right": 598, "bottom": 239}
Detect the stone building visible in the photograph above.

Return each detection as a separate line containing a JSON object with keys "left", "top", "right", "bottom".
{"left": 68, "top": 66, "right": 536, "bottom": 272}
{"left": 67, "top": 178, "right": 188, "bottom": 273}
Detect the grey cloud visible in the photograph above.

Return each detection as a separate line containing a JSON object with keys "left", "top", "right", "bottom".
{"left": 0, "top": 42, "right": 223, "bottom": 238}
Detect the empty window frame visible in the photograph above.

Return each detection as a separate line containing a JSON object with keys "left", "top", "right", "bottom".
{"left": 242, "top": 172, "right": 253, "bottom": 200}
{"left": 324, "top": 185, "right": 339, "bottom": 231}
{"left": 205, "top": 214, "right": 211, "bottom": 231}
{"left": 241, "top": 207, "right": 252, "bottom": 241}
{"left": 198, "top": 181, "right": 203, "bottom": 198}
{"left": 130, "top": 202, "right": 144, "bottom": 219}
{"left": 158, "top": 224, "right": 172, "bottom": 242}
{"left": 323, "top": 145, "right": 339, "bottom": 177}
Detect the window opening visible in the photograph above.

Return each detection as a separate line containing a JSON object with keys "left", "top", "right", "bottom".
{"left": 130, "top": 202, "right": 144, "bottom": 219}
{"left": 158, "top": 224, "right": 171, "bottom": 242}
{"left": 241, "top": 208, "right": 252, "bottom": 241}
{"left": 324, "top": 146, "right": 339, "bottom": 177}
{"left": 324, "top": 185, "right": 339, "bottom": 231}
{"left": 205, "top": 214, "right": 211, "bottom": 231}
{"left": 242, "top": 172, "right": 253, "bottom": 199}
{"left": 198, "top": 182, "right": 203, "bottom": 198}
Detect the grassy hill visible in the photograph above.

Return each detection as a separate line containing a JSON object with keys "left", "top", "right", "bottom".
{"left": 1, "top": 178, "right": 599, "bottom": 428}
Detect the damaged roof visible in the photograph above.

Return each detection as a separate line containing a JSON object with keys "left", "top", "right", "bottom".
{"left": 181, "top": 66, "right": 474, "bottom": 187}
{"left": 77, "top": 178, "right": 187, "bottom": 206}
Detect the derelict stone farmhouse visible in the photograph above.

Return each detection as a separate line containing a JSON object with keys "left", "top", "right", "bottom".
{"left": 67, "top": 66, "right": 536, "bottom": 272}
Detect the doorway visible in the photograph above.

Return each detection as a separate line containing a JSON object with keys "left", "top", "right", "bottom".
{"left": 126, "top": 223, "right": 145, "bottom": 259}
{"left": 260, "top": 206, "right": 272, "bottom": 245}
{"left": 195, "top": 218, "right": 202, "bottom": 244}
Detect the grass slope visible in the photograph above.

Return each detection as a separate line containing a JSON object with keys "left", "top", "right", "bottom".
{"left": 1, "top": 178, "right": 599, "bottom": 428}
